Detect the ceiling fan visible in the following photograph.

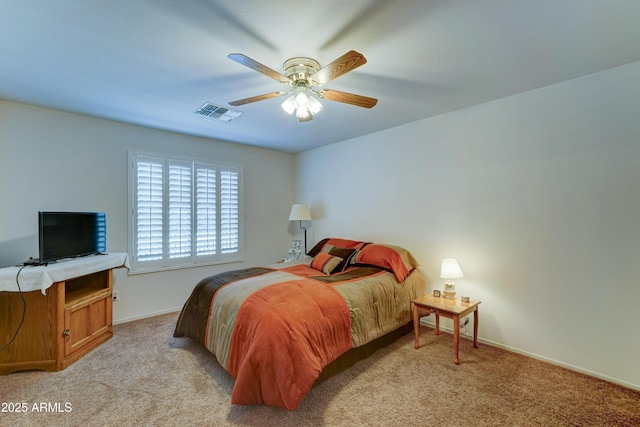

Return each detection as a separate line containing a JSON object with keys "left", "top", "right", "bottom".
{"left": 227, "top": 50, "right": 377, "bottom": 122}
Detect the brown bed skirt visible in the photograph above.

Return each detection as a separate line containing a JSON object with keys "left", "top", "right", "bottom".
{"left": 314, "top": 321, "right": 413, "bottom": 385}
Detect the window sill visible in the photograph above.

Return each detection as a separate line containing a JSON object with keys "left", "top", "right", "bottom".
{"left": 127, "top": 257, "right": 244, "bottom": 275}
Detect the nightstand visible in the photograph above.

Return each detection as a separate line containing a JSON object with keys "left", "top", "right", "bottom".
{"left": 412, "top": 295, "right": 481, "bottom": 365}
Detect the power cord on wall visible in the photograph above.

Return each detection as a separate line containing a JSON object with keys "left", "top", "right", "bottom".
{"left": 0, "top": 265, "right": 28, "bottom": 352}
{"left": 460, "top": 315, "right": 470, "bottom": 336}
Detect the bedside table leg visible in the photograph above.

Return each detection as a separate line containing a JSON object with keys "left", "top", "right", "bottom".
{"left": 413, "top": 303, "right": 420, "bottom": 349}
{"left": 435, "top": 312, "right": 440, "bottom": 335}
{"left": 454, "top": 315, "right": 460, "bottom": 365}
{"left": 473, "top": 308, "right": 479, "bottom": 349}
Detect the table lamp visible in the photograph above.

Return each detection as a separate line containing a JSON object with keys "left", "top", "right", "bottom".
{"left": 441, "top": 259, "right": 463, "bottom": 299}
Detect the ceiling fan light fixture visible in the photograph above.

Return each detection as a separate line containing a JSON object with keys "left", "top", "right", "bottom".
{"left": 308, "top": 96, "right": 323, "bottom": 115}
{"left": 296, "top": 107, "right": 310, "bottom": 120}
{"left": 297, "top": 108, "right": 312, "bottom": 122}
{"left": 281, "top": 88, "right": 322, "bottom": 120}
{"left": 295, "top": 91, "right": 309, "bottom": 109}
{"left": 281, "top": 96, "right": 296, "bottom": 115}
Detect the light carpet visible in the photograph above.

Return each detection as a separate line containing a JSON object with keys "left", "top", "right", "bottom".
{"left": 1, "top": 312, "right": 639, "bottom": 426}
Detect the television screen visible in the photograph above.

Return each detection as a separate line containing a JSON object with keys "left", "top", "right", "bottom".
{"left": 38, "top": 212, "right": 107, "bottom": 263}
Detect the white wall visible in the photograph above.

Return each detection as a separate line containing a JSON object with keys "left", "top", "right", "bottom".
{"left": 0, "top": 101, "right": 296, "bottom": 322}
{"left": 295, "top": 61, "right": 640, "bottom": 390}
{"left": 2, "top": 60, "right": 638, "bottom": 390}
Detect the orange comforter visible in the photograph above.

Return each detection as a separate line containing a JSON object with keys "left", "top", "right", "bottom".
{"left": 174, "top": 259, "right": 425, "bottom": 410}
{"left": 227, "top": 278, "right": 352, "bottom": 409}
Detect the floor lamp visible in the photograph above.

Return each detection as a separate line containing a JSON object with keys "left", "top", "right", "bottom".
{"left": 289, "top": 204, "right": 312, "bottom": 254}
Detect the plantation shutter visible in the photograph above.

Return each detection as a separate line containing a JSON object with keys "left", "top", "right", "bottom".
{"left": 168, "top": 161, "right": 192, "bottom": 260}
{"left": 135, "top": 156, "right": 164, "bottom": 263}
{"left": 196, "top": 165, "right": 217, "bottom": 256}
{"left": 129, "top": 151, "right": 243, "bottom": 273}
{"left": 220, "top": 167, "right": 240, "bottom": 254}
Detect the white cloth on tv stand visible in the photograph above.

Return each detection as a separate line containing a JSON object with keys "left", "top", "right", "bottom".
{"left": 0, "top": 253, "right": 129, "bottom": 294}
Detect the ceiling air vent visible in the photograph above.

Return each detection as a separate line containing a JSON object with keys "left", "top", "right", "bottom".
{"left": 194, "top": 102, "right": 242, "bottom": 122}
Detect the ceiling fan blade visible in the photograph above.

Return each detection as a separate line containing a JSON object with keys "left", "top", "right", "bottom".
{"left": 228, "top": 53, "right": 290, "bottom": 84}
{"left": 318, "top": 89, "right": 378, "bottom": 108}
{"left": 229, "top": 91, "right": 286, "bottom": 106}
{"left": 311, "top": 50, "right": 367, "bottom": 86}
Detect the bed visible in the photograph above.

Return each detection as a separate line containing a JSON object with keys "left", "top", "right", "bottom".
{"left": 173, "top": 238, "right": 427, "bottom": 410}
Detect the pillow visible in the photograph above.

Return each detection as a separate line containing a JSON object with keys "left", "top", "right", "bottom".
{"left": 308, "top": 252, "right": 344, "bottom": 275}
{"left": 307, "top": 238, "right": 330, "bottom": 257}
{"left": 353, "top": 244, "right": 420, "bottom": 282}
{"left": 322, "top": 244, "right": 358, "bottom": 272}
{"left": 308, "top": 237, "right": 368, "bottom": 257}
{"left": 322, "top": 238, "right": 368, "bottom": 250}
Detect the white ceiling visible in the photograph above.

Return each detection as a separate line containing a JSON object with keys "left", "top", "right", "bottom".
{"left": 1, "top": 1, "right": 639, "bottom": 153}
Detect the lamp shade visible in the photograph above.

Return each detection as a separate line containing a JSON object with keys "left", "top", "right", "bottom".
{"left": 281, "top": 96, "right": 296, "bottom": 115}
{"left": 440, "top": 259, "right": 463, "bottom": 279}
{"left": 289, "top": 204, "right": 311, "bottom": 221}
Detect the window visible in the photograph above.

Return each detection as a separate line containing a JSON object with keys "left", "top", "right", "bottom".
{"left": 128, "top": 151, "right": 243, "bottom": 273}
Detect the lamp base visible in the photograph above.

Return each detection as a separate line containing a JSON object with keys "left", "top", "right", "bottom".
{"left": 443, "top": 280, "right": 456, "bottom": 299}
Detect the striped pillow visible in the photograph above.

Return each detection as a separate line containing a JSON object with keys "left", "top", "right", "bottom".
{"left": 308, "top": 252, "right": 344, "bottom": 275}
{"left": 322, "top": 244, "right": 358, "bottom": 272}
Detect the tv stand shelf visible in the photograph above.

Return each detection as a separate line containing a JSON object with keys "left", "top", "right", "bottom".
{"left": 0, "top": 254, "right": 127, "bottom": 375}
{"left": 65, "top": 269, "right": 110, "bottom": 305}
{"left": 66, "top": 287, "right": 110, "bottom": 306}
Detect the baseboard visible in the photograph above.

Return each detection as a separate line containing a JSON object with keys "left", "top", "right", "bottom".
{"left": 420, "top": 318, "right": 640, "bottom": 392}
{"left": 113, "top": 307, "right": 182, "bottom": 325}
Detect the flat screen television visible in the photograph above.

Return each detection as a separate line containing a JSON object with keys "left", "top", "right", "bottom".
{"left": 38, "top": 211, "right": 107, "bottom": 263}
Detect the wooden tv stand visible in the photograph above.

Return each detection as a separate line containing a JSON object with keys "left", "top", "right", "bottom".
{"left": 0, "top": 268, "right": 114, "bottom": 375}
